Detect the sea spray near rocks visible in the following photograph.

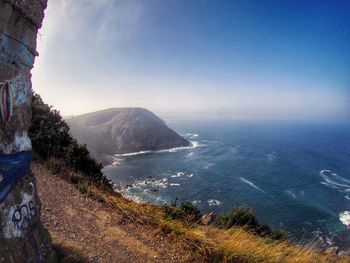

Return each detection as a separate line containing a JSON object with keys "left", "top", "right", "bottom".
{"left": 340, "top": 211, "right": 350, "bottom": 228}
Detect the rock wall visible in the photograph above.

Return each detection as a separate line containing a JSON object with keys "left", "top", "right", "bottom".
{"left": 0, "top": 1, "right": 51, "bottom": 262}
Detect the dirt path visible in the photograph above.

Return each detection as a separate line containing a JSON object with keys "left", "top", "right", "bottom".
{"left": 33, "top": 164, "right": 191, "bottom": 263}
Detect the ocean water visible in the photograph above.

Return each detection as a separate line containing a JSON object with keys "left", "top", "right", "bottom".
{"left": 103, "top": 120, "right": 350, "bottom": 251}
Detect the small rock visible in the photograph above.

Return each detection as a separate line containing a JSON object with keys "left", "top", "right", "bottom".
{"left": 324, "top": 246, "right": 339, "bottom": 256}
{"left": 200, "top": 212, "right": 216, "bottom": 225}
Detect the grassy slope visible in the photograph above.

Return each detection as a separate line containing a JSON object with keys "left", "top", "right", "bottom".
{"left": 41, "top": 159, "right": 346, "bottom": 263}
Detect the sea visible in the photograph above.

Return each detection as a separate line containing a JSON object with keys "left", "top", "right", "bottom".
{"left": 102, "top": 119, "right": 350, "bottom": 251}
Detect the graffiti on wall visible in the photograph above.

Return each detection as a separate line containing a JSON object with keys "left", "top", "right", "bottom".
{"left": 2, "top": 181, "right": 36, "bottom": 239}
{"left": 0, "top": 81, "right": 14, "bottom": 124}
{"left": 0, "top": 151, "right": 32, "bottom": 203}
{"left": 1, "top": 132, "right": 32, "bottom": 154}
{"left": 12, "top": 199, "right": 36, "bottom": 230}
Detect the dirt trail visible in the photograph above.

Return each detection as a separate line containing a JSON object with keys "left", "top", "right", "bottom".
{"left": 33, "top": 164, "right": 191, "bottom": 263}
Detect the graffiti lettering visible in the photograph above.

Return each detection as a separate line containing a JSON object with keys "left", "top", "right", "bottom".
{"left": 2, "top": 182, "right": 36, "bottom": 239}
{"left": 12, "top": 200, "right": 36, "bottom": 231}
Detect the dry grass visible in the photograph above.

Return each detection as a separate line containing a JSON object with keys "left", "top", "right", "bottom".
{"left": 40, "top": 159, "right": 348, "bottom": 263}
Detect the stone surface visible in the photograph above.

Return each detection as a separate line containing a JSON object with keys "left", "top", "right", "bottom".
{"left": 0, "top": 1, "right": 51, "bottom": 262}
{"left": 0, "top": 174, "right": 51, "bottom": 262}
{"left": 200, "top": 212, "right": 216, "bottom": 226}
{"left": 3, "top": 0, "right": 47, "bottom": 27}
{"left": 324, "top": 246, "right": 340, "bottom": 256}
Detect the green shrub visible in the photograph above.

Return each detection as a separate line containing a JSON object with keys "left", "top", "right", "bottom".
{"left": 30, "top": 93, "right": 111, "bottom": 190}
{"left": 216, "top": 206, "right": 257, "bottom": 229}
{"left": 215, "top": 206, "right": 287, "bottom": 241}
{"left": 69, "top": 173, "right": 84, "bottom": 185}
{"left": 77, "top": 182, "right": 88, "bottom": 195}
{"left": 163, "top": 199, "right": 202, "bottom": 225}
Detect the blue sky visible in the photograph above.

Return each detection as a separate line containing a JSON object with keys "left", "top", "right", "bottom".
{"left": 32, "top": 0, "right": 349, "bottom": 121}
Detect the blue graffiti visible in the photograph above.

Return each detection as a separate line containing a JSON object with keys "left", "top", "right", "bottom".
{"left": 0, "top": 151, "right": 32, "bottom": 203}
{"left": 12, "top": 200, "right": 36, "bottom": 230}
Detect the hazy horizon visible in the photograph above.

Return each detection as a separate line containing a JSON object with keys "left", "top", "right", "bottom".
{"left": 32, "top": 0, "right": 349, "bottom": 122}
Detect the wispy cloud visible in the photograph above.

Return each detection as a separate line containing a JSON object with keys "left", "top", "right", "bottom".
{"left": 37, "top": 0, "right": 142, "bottom": 54}
{"left": 32, "top": 1, "right": 349, "bottom": 121}
{"left": 32, "top": 0, "right": 144, "bottom": 115}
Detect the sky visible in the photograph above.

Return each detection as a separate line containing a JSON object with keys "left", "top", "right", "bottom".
{"left": 32, "top": 0, "right": 349, "bottom": 121}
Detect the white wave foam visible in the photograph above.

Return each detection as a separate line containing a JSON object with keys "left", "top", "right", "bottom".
{"left": 121, "top": 178, "right": 169, "bottom": 192}
{"left": 114, "top": 141, "right": 204, "bottom": 157}
{"left": 339, "top": 211, "right": 350, "bottom": 227}
{"left": 104, "top": 157, "right": 125, "bottom": 168}
{"left": 208, "top": 199, "right": 222, "bottom": 206}
{"left": 171, "top": 172, "right": 193, "bottom": 178}
{"left": 116, "top": 177, "right": 170, "bottom": 204}
{"left": 170, "top": 183, "right": 180, "bottom": 186}
{"left": 171, "top": 172, "right": 185, "bottom": 178}
{"left": 187, "top": 152, "right": 194, "bottom": 157}
{"left": 185, "top": 133, "right": 199, "bottom": 139}
{"left": 239, "top": 177, "right": 265, "bottom": 193}
{"left": 192, "top": 200, "right": 202, "bottom": 205}
{"left": 319, "top": 170, "right": 350, "bottom": 194}
{"left": 112, "top": 158, "right": 124, "bottom": 166}
{"left": 266, "top": 151, "right": 277, "bottom": 161}
{"left": 114, "top": 150, "right": 152, "bottom": 157}
{"left": 286, "top": 190, "right": 297, "bottom": 199}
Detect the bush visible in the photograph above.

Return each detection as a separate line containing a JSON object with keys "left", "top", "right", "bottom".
{"left": 69, "top": 173, "right": 84, "bottom": 185}
{"left": 30, "top": 93, "right": 111, "bottom": 190}
{"left": 215, "top": 206, "right": 287, "bottom": 241}
{"left": 77, "top": 182, "right": 89, "bottom": 195}
{"left": 216, "top": 206, "right": 258, "bottom": 229}
{"left": 163, "top": 199, "right": 202, "bottom": 225}
{"left": 30, "top": 93, "right": 72, "bottom": 159}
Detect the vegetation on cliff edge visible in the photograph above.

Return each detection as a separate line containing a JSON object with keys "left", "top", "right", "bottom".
{"left": 29, "top": 93, "right": 111, "bottom": 189}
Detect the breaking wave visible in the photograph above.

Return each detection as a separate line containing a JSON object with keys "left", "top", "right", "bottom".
{"left": 115, "top": 178, "right": 170, "bottom": 204}
{"left": 319, "top": 170, "right": 350, "bottom": 191}
{"left": 239, "top": 177, "right": 265, "bottom": 193}
{"left": 185, "top": 133, "right": 199, "bottom": 139}
{"left": 171, "top": 172, "right": 193, "bottom": 178}
{"left": 320, "top": 170, "right": 350, "bottom": 229}
{"left": 114, "top": 141, "right": 204, "bottom": 157}
{"left": 286, "top": 190, "right": 297, "bottom": 199}
{"left": 339, "top": 211, "right": 350, "bottom": 228}
{"left": 208, "top": 199, "right": 222, "bottom": 206}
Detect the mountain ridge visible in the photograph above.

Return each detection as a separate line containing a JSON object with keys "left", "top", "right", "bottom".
{"left": 66, "top": 108, "right": 190, "bottom": 160}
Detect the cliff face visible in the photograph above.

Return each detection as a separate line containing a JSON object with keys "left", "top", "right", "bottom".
{"left": 67, "top": 108, "right": 190, "bottom": 159}
{"left": 0, "top": 0, "right": 51, "bottom": 262}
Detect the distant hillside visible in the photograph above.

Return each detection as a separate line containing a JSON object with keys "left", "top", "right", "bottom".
{"left": 66, "top": 108, "right": 190, "bottom": 159}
